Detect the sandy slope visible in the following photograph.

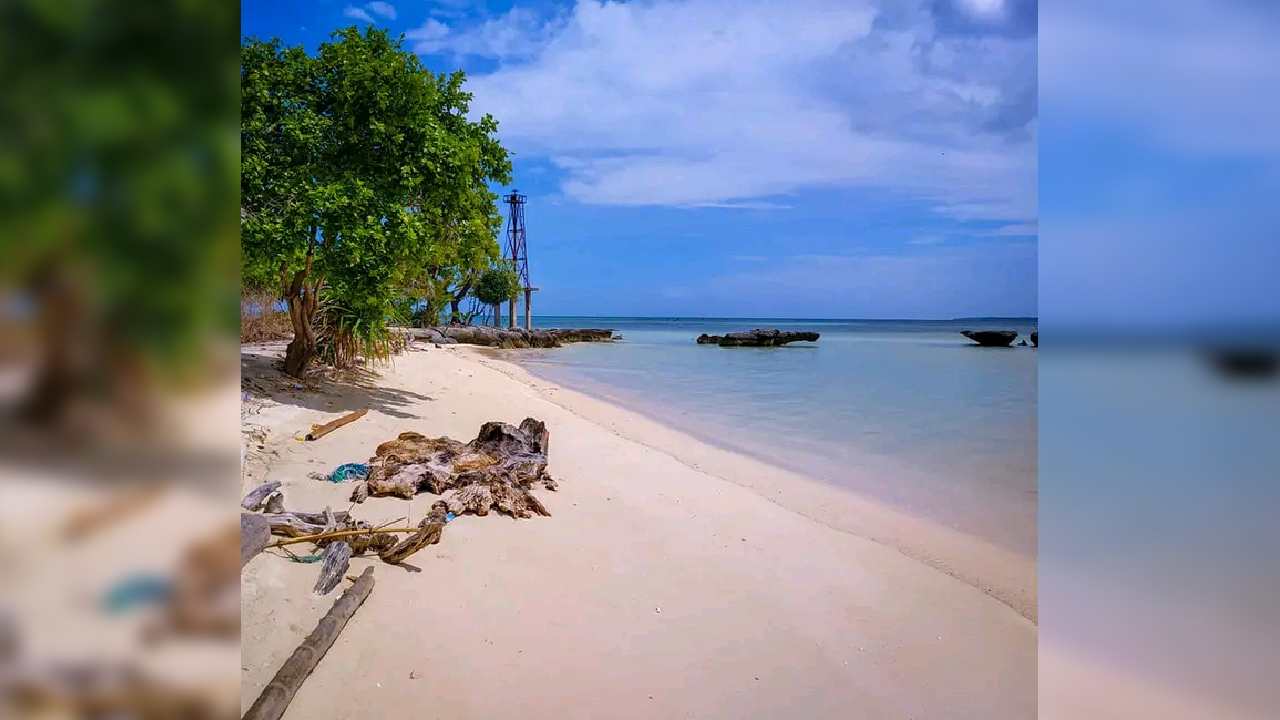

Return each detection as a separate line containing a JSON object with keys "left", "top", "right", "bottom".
{"left": 240, "top": 342, "right": 1036, "bottom": 720}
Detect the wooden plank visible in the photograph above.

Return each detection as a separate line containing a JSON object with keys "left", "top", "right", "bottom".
{"left": 242, "top": 567, "right": 376, "bottom": 720}
{"left": 305, "top": 409, "right": 367, "bottom": 441}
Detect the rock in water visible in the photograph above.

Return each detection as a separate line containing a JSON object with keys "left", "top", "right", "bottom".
{"left": 366, "top": 418, "right": 554, "bottom": 519}
{"left": 696, "top": 329, "right": 820, "bottom": 347}
{"left": 1031, "top": 331, "right": 1038, "bottom": 347}
{"left": 406, "top": 326, "right": 613, "bottom": 349}
{"left": 960, "top": 330, "right": 1019, "bottom": 347}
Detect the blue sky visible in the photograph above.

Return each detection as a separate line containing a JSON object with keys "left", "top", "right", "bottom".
{"left": 243, "top": 0, "right": 1038, "bottom": 318}
{"left": 1040, "top": 0, "right": 1280, "bottom": 330}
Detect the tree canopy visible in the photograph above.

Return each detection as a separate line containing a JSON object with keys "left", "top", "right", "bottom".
{"left": 241, "top": 27, "right": 511, "bottom": 375}
{"left": 474, "top": 262, "right": 522, "bottom": 307}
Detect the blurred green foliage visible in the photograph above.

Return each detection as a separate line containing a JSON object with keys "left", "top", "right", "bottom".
{"left": 0, "top": 0, "right": 239, "bottom": 419}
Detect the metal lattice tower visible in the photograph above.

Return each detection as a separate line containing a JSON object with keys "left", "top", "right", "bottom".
{"left": 503, "top": 190, "right": 536, "bottom": 329}
{"left": 503, "top": 190, "right": 530, "bottom": 290}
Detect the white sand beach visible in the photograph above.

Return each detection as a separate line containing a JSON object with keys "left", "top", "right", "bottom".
{"left": 240, "top": 341, "right": 1036, "bottom": 719}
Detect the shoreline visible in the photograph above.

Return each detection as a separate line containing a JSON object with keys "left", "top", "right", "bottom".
{"left": 240, "top": 341, "right": 1035, "bottom": 719}
{"left": 475, "top": 347, "right": 1036, "bottom": 622}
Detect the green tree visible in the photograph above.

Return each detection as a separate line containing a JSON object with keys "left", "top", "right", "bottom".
{"left": 240, "top": 27, "right": 510, "bottom": 376}
{"left": 473, "top": 262, "right": 521, "bottom": 308}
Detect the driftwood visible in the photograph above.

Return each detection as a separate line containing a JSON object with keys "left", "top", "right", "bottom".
{"left": 263, "top": 491, "right": 285, "bottom": 514}
{"left": 349, "top": 481, "right": 368, "bottom": 504}
{"left": 696, "top": 329, "right": 820, "bottom": 347}
{"left": 2, "top": 660, "right": 229, "bottom": 719}
{"left": 241, "top": 513, "right": 271, "bottom": 568}
{"left": 378, "top": 503, "right": 447, "bottom": 564}
{"left": 960, "top": 330, "right": 1019, "bottom": 347}
{"left": 366, "top": 418, "right": 554, "bottom": 518}
{"left": 305, "top": 408, "right": 367, "bottom": 441}
{"left": 240, "top": 481, "right": 282, "bottom": 511}
{"left": 149, "top": 522, "right": 240, "bottom": 641}
{"left": 243, "top": 567, "right": 376, "bottom": 720}
{"left": 262, "top": 510, "right": 351, "bottom": 538}
{"left": 61, "top": 485, "right": 164, "bottom": 542}
{"left": 313, "top": 542, "right": 352, "bottom": 595}
{"left": 268, "top": 526, "right": 420, "bottom": 549}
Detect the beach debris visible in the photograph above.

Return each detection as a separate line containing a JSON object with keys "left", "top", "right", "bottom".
{"left": 60, "top": 484, "right": 165, "bottom": 542}
{"left": 305, "top": 408, "right": 367, "bottom": 441}
{"left": 378, "top": 502, "right": 447, "bottom": 564}
{"left": 0, "top": 658, "right": 232, "bottom": 718}
{"left": 959, "top": 330, "right": 1018, "bottom": 347}
{"left": 241, "top": 481, "right": 282, "bottom": 511}
{"left": 243, "top": 567, "right": 376, "bottom": 720}
{"left": 312, "top": 541, "right": 353, "bottom": 595}
{"left": 324, "top": 462, "right": 369, "bottom": 483}
{"left": 148, "top": 522, "right": 240, "bottom": 641}
{"left": 242, "top": 513, "right": 272, "bottom": 568}
{"left": 407, "top": 325, "right": 613, "bottom": 349}
{"left": 263, "top": 490, "right": 286, "bottom": 513}
{"left": 366, "top": 418, "right": 554, "bottom": 519}
{"left": 100, "top": 574, "right": 172, "bottom": 615}
{"left": 262, "top": 510, "right": 352, "bottom": 538}
{"left": 349, "top": 480, "right": 369, "bottom": 503}
{"left": 696, "top": 329, "right": 820, "bottom": 347}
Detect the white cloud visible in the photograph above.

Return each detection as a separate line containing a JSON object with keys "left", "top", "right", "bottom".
{"left": 1042, "top": 0, "right": 1280, "bottom": 157}
{"left": 409, "top": 8, "right": 556, "bottom": 59}
{"left": 343, "top": 5, "right": 375, "bottom": 23}
{"left": 345, "top": 2, "right": 396, "bottom": 24}
{"left": 423, "top": 0, "right": 1035, "bottom": 223}
{"left": 366, "top": 1, "right": 397, "bottom": 20}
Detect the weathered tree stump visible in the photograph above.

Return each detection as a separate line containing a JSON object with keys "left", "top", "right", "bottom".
{"left": 365, "top": 418, "right": 554, "bottom": 519}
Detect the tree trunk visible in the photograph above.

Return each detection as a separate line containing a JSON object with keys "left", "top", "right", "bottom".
{"left": 282, "top": 244, "right": 318, "bottom": 378}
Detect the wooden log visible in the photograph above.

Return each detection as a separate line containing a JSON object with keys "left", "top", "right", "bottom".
{"left": 262, "top": 511, "right": 351, "bottom": 538}
{"left": 242, "top": 567, "right": 376, "bottom": 720}
{"left": 305, "top": 409, "right": 367, "bottom": 441}
{"left": 61, "top": 485, "right": 164, "bottom": 541}
{"left": 240, "top": 481, "right": 282, "bottom": 511}
{"left": 379, "top": 515, "right": 444, "bottom": 565}
{"left": 267, "top": 526, "right": 420, "bottom": 549}
{"left": 313, "top": 542, "right": 352, "bottom": 595}
{"left": 241, "top": 513, "right": 271, "bottom": 569}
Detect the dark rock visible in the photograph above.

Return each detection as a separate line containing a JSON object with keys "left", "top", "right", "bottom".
{"left": 1208, "top": 348, "right": 1278, "bottom": 380}
{"left": 1031, "top": 331, "right": 1038, "bottom": 347}
{"left": 406, "top": 326, "right": 613, "bottom": 349}
{"left": 960, "top": 330, "right": 1018, "bottom": 347}
{"left": 697, "top": 329, "right": 820, "bottom": 347}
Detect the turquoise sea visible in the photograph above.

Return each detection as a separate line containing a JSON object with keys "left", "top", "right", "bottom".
{"left": 510, "top": 317, "right": 1038, "bottom": 557}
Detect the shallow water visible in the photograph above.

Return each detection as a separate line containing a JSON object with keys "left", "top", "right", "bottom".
{"left": 509, "top": 317, "right": 1038, "bottom": 557}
